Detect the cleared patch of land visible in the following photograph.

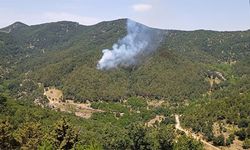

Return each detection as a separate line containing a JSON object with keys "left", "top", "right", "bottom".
{"left": 147, "top": 100, "right": 165, "bottom": 108}
{"left": 145, "top": 115, "right": 165, "bottom": 127}
{"left": 44, "top": 87, "right": 103, "bottom": 119}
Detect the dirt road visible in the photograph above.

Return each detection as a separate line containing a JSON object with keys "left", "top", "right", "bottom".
{"left": 175, "top": 114, "right": 221, "bottom": 150}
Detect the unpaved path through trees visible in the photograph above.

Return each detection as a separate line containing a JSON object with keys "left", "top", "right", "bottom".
{"left": 175, "top": 115, "right": 221, "bottom": 150}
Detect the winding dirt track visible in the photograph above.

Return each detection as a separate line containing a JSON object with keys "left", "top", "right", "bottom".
{"left": 175, "top": 115, "right": 221, "bottom": 150}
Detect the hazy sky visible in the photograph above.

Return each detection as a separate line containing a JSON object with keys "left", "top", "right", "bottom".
{"left": 0, "top": 0, "right": 249, "bottom": 31}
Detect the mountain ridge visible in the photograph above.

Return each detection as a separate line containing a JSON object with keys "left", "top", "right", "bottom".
{"left": 0, "top": 21, "right": 28, "bottom": 33}
{"left": 1, "top": 18, "right": 249, "bottom": 32}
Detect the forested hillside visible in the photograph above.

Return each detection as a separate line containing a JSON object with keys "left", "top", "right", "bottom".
{"left": 0, "top": 19, "right": 249, "bottom": 149}
{"left": 1, "top": 19, "right": 249, "bottom": 102}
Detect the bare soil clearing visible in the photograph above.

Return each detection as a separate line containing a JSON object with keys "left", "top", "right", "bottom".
{"left": 147, "top": 100, "right": 165, "bottom": 108}
{"left": 145, "top": 115, "right": 165, "bottom": 127}
{"left": 44, "top": 87, "right": 103, "bottom": 119}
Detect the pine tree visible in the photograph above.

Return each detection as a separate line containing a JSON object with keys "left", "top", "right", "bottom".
{"left": 0, "top": 95, "right": 7, "bottom": 110}
{"left": 13, "top": 122, "right": 42, "bottom": 149}
{"left": 0, "top": 120, "right": 19, "bottom": 149}
{"left": 48, "top": 118, "right": 79, "bottom": 149}
{"left": 158, "top": 125, "right": 174, "bottom": 149}
{"left": 174, "top": 135, "right": 204, "bottom": 150}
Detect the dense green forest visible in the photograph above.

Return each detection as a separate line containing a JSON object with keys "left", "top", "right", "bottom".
{"left": 1, "top": 19, "right": 249, "bottom": 102}
{"left": 0, "top": 19, "right": 250, "bottom": 149}
{"left": 181, "top": 55, "right": 250, "bottom": 148}
{"left": 0, "top": 94, "right": 204, "bottom": 150}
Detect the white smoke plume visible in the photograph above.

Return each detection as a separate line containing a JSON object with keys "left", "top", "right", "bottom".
{"left": 97, "top": 19, "right": 164, "bottom": 70}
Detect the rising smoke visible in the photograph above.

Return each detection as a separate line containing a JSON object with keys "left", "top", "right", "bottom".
{"left": 97, "top": 19, "right": 164, "bottom": 70}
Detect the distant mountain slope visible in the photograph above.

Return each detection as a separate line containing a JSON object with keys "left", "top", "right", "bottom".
{"left": 0, "top": 19, "right": 249, "bottom": 102}
{"left": 0, "top": 22, "right": 28, "bottom": 33}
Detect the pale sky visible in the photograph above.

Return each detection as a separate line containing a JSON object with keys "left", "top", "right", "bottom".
{"left": 0, "top": 0, "right": 250, "bottom": 31}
